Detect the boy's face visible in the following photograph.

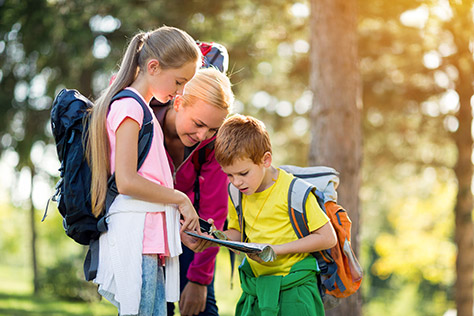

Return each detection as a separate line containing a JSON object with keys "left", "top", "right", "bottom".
{"left": 221, "top": 155, "right": 271, "bottom": 195}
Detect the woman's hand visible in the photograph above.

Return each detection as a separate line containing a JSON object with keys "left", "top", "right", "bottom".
{"left": 181, "top": 231, "right": 219, "bottom": 252}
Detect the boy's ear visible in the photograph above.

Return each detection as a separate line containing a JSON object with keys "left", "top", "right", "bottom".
{"left": 262, "top": 151, "right": 272, "bottom": 168}
{"left": 147, "top": 59, "right": 160, "bottom": 75}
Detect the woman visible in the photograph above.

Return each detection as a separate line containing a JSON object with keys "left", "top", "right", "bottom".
{"left": 151, "top": 67, "right": 234, "bottom": 316}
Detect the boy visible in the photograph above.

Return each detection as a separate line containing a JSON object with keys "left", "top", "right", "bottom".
{"left": 213, "top": 114, "right": 337, "bottom": 316}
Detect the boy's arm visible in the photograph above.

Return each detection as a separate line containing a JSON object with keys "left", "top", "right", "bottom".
{"left": 223, "top": 228, "right": 242, "bottom": 242}
{"left": 271, "top": 221, "right": 337, "bottom": 256}
{"left": 246, "top": 222, "right": 336, "bottom": 263}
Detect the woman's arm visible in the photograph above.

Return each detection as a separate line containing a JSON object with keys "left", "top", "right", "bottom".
{"left": 114, "top": 118, "right": 199, "bottom": 231}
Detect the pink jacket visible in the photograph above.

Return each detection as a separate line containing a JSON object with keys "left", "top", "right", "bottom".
{"left": 154, "top": 105, "right": 228, "bottom": 285}
{"left": 168, "top": 136, "right": 228, "bottom": 285}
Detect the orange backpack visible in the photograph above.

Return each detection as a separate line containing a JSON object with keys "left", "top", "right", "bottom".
{"left": 229, "top": 165, "right": 363, "bottom": 310}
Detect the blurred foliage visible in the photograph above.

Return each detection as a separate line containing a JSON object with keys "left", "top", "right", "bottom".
{"left": 0, "top": 0, "right": 472, "bottom": 315}
{"left": 39, "top": 254, "right": 101, "bottom": 302}
{"left": 358, "top": 0, "right": 469, "bottom": 315}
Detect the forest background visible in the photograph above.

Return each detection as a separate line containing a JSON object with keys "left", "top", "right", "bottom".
{"left": 0, "top": 0, "right": 471, "bottom": 315}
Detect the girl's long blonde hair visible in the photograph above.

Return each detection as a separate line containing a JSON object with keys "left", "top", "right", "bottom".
{"left": 180, "top": 67, "right": 234, "bottom": 112}
{"left": 88, "top": 26, "right": 200, "bottom": 217}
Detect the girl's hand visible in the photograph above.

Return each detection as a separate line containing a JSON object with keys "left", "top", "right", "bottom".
{"left": 176, "top": 191, "right": 199, "bottom": 232}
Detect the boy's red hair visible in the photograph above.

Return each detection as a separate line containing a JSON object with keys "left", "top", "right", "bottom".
{"left": 215, "top": 114, "right": 272, "bottom": 167}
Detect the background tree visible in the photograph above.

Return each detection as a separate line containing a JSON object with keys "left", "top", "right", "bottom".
{"left": 309, "top": 0, "right": 362, "bottom": 315}
{"left": 445, "top": 2, "right": 474, "bottom": 315}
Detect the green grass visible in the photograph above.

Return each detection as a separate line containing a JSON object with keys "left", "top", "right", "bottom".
{"left": 0, "top": 249, "right": 241, "bottom": 316}
{"left": 0, "top": 264, "right": 117, "bottom": 316}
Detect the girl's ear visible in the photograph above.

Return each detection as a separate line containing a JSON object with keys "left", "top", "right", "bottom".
{"left": 262, "top": 151, "right": 272, "bottom": 168}
{"left": 147, "top": 59, "right": 160, "bottom": 75}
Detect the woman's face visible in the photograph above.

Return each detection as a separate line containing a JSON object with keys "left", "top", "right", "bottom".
{"left": 173, "top": 97, "right": 228, "bottom": 147}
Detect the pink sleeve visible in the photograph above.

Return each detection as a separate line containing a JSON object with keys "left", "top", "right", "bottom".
{"left": 107, "top": 98, "right": 146, "bottom": 174}
{"left": 107, "top": 98, "right": 144, "bottom": 133}
{"left": 186, "top": 150, "right": 229, "bottom": 285}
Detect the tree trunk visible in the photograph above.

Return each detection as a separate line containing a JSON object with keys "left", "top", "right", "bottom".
{"left": 29, "top": 164, "right": 40, "bottom": 294}
{"left": 450, "top": 3, "right": 474, "bottom": 315}
{"left": 309, "top": 0, "right": 362, "bottom": 315}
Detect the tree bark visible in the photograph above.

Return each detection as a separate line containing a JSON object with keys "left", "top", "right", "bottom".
{"left": 29, "top": 164, "right": 40, "bottom": 294}
{"left": 450, "top": 3, "right": 474, "bottom": 315}
{"left": 309, "top": 0, "right": 362, "bottom": 315}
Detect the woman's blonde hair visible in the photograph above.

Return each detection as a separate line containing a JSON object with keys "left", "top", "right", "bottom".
{"left": 180, "top": 67, "right": 234, "bottom": 112}
{"left": 88, "top": 26, "right": 200, "bottom": 217}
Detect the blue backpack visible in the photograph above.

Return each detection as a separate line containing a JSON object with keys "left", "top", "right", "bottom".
{"left": 43, "top": 88, "right": 153, "bottom": 280}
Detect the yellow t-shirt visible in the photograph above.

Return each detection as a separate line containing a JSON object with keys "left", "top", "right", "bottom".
{"left": 228, "top": 168, "right": 329, "bottom": 277}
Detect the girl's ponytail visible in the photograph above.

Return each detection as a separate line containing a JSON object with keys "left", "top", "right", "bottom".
{"left": 88, "top": 27, "right": 200, "bottom": 217}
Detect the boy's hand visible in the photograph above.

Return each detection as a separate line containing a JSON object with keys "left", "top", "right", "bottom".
{"left": 247, "top": 252, "right": 265, "bottom": 263}
{"left": 247, "top": 244, "right": 276, "bottom": 263}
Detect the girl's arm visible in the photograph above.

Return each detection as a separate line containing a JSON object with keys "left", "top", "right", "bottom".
{"left": 114, "top": 118, "right": 199, "bottom": 232}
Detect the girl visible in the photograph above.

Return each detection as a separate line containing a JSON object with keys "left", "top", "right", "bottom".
{"left": 152, "top": 67, "right": 234, "bottom": 316}
{"left": 88, "top": 26, "right": 202, "bottom": 315}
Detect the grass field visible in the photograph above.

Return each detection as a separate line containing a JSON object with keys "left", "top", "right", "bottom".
{"left": 0, "top": 249, "right": 241, "bottom": 316}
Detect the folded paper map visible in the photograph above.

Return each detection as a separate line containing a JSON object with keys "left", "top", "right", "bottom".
{"left": 185, "top": 231, "right": 276, "bottom": 262}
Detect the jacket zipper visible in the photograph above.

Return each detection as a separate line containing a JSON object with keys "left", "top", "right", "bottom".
{"left": 171, "top": 142, "right": 204, "bottom": 184}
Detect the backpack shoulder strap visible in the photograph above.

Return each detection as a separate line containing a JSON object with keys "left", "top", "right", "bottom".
{"left": 288, "top": 176, "right": 333, "bottom": 288}
{"left": 110, "top": 89, "right": 153, "bottom": 170}
{"left": 288, "top": 177, "right": 316, "bottom": 238}
{"left": 105, "top": 90, "right": 154, "bottom": 212}
{"left": 228, "top": 183, "right": 246, "bottom": 242}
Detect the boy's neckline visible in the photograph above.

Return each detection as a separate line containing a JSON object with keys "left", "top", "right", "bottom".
{"left": 256, "top": 166, "right": 279, "bottom": 193}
